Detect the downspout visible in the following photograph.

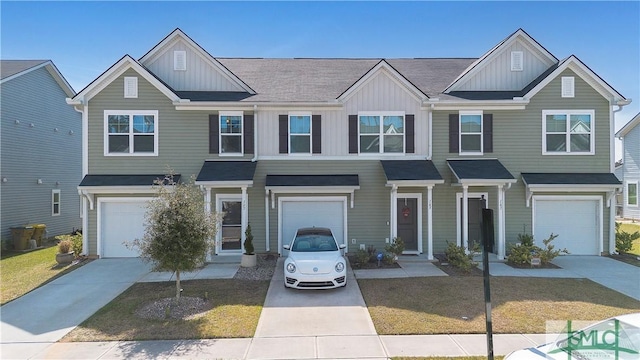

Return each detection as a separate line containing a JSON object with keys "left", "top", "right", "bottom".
{"left": 252, "top": 105, "right": 258, "bottom": 162}
{"left": 611, "top": 104, "right": 625, "bottom": 173}
{"left": 609, "top": 103, "right": 626, "bottom": 254}
{"left": 72, "top": 103, "right": 89, "bottom": 256}
{"left": 428, "top": 104, "right": 434, "bottom": 160}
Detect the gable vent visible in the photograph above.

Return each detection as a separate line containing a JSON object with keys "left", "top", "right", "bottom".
{"left": 124, "top": 77, "right": 138, "bottom": 98}
{"left": 174, "top": 50, "right": 186, "bottom": 71}
{"left": 510, "top": 51, "right": 523, "bottom": 72}
{"left": 561, "top": 76, "right": 575, "bottom": 98}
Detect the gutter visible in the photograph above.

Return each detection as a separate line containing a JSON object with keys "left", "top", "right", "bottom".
{"left": 252, "top": 105, "right": 258, "bottom": 162}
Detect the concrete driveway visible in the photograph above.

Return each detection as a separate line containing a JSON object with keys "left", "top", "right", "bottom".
{"left": 0, "top": 259, "right": 151, "bottom": 346}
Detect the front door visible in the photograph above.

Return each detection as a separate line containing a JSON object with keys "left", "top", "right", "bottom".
{"left": 397, "top": 198, "right": 418, "bottom": 252}
{"left": 221, "top": 200, "right": 242, "bottom": 252}
{"left": 460, "top": 197, "right": 487, "bottom": 252}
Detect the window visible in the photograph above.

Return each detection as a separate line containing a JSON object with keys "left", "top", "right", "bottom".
{"left": 220, "top": 112, "right": 243, "bottom": 154}
{"left": 628, "top": 182, "right": 638, "bottom": 207}
{"left": 511, "top": 51, "right": 523, "bottom": 71}
{"left": 460, "top": 111, "right": 483, "bottom": 154}
{"left": 562, "top": 77, "right": 575, "bottom": 98}
{"left": 359, "top": 112, "right": 404, "bottom": 153}
{"left": 124, "top": 77, "right": 138, "bottom": 98}
{"left": 174, "top": 51, "right": 186, "bottom": 71}
{"left": 52, "top": 190, "right": 60, "bottom": 216}
{"left": 105, "top": 110, "right": 158, "bottom": 156}
{"left": 289, "top": 114, "right": 311, "bottom": 153}
{"left": 542, "top": 110, "right": 594, "bottom": 154}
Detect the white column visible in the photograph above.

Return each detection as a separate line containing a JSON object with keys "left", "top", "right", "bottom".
{"left": 497, "top": 185, "right": 505, "bottom": 260}
{"left": 82, "top": 196, "right": 88, "bottom": 256}
{"left": 204, "top": 188, "right": 213, "bottom": 259}
{"left": 427, "top": 185, "right": 434, "bottom": 260}
{"left": 241, "top": 187, "right": 248, "bottom": 252}
{"left": 265, "top": 189, "right": 270, "bottom": 252}
{"left": 609, "top": 191, "right": 616, "bottom": 254}
{"left": 462, "top": 185, "right": 469, "bottom": 250}
{"left": 390, "top": 185, "right": 398, "bottom": 240}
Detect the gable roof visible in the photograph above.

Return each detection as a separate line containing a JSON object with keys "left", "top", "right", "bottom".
{"left": 1, "top": 60, "right": 75, "bottom": 97}
{"left": 69, "top": 55, "right": 180, "bottom": 105}
{"left": 139, "top": 28, "right": 255, "bottom": 94}
{"left": 616, "top": 112, "right": 640, "bottom": 138}
{"left": 523, "top": 55, "right": 628, "bottom": 105}
{"left": 444, "top": 28, "right": 558, "bottom": 94}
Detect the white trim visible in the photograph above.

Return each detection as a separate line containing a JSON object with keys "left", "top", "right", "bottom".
{"left": 277, "top": 196, "right": 348, "bottom": 255}
{"left": 626, "top": 181, "right": 639, "bottom": 207}
{"left": 82, "top": 105, "right": 88, "bottom": 176}
{"left": 616, "top": 112, "right": 640, "bottom": 138}
{"left": 219, "top": 111, "right": 244, "bottom": 155}
{"left": 542, "top": 109, "right": 595, "bottom": 155}
{"left": 104, "top": 110, "right": 159, "bottom": 156}
{"left": 174, "top": 103, "right": 343, "bottom": 111}
{"left": 96, "top": 197, "right": 153, "bottom": 258}
{"left": 215, "top": 194, "right": 244, "bottom": 255}
{"left": 395, "top": 193, "right": 423, "bottom": 254}
{"left": 82, "top": 196, "right": 88, "bottom": 255}
{"left": 2, "top": 61, "right": 76, "bottom": 97}
{"left": 288, "top": 112, "right": 312, "bottom": 154}
{"left": 358, "top": 111, "right": 406, "bottom": 154}
{"left": 422, "top": 100, "right": 528, "bottom": 111}
{"left": 257, "top": 154, "right": 429, "bottom": 161}
{"left": 123, "top": 77, "right": 138, "bottom": 98}
{"left": 427, "top": 186, "right": 434, "bottom": 260}
{"left": 459, "top": 111, "right": 483, "bottom": 155}
{"left": 338, "top": 60, "right": 427, "bottom": 102}
{"left": 561, "top": 76, "right": 575, "bottom": 98}
{"left": 456, "top": 192, "right": 489, "bottom": 250}
{"left": 52, "top": 189, "right": 61, "bottom": 216}
{"left": 531, "top": 195, "right": 603, "bottom": 255}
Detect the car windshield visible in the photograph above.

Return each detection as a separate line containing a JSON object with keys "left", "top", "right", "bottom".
{"left": 291, "top": 233, "right": 338, "bottom": 252}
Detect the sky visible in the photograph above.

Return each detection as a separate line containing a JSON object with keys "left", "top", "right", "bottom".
{"left": 2, "top": 1, "right": 639, "bottom": 159}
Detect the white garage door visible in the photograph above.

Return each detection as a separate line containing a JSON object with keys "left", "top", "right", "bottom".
{"left": 280, "top": 199, "right": 346, "bottom": 254}
{"left": 534, "top": 198, "right": 600, "bottom": 255}
{"left": 100, "top": 200, "right": 149, "bottom": 258}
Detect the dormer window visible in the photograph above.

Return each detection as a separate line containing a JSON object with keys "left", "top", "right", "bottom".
{"left": 510, "top": 51, "right": 523, "bottom": 71}
{"left": 174, "top": 51, "right": 186, "bottom": 71}
{"left": 123, "top": 77, "right": 138, "bottom": 98}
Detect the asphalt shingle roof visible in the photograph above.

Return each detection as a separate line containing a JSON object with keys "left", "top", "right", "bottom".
{"left": 447, "top": 159, "right": 515, "bottom": 181}
{"left": 196, "top": 161, "right": 257, "bottom": 182}
{"left": 521, "top": 173, "right": 621, "bottom": 185}
{"left": 380, "top": 160, "right": 443, "bottom": 181}
{"left": 79, "top": 174, "right": 181, "bottom": 187}
{"left": 265, "top": 175, "right": 359, "bottom": 187}
{"left": 1, "top": 60, "right": 49, "bottom": 80}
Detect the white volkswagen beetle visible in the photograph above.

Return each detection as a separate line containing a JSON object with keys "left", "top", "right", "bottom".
{"left": 283, "top": 227, "right": 347, "bottom": 289}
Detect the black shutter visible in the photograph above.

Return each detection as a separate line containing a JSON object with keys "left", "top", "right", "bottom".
{"left": 209, "top": 114, "right": 219, "bottom": 154}
{"left": 279, "top": 115, "right": 288, "bottom": 154}
{"left": 405, "top": 114, "right": 415, "bottom": 153}
{"left": 449, "top": 114, "right": 459, "bottom": 153}
{"left": 348, "top": 115, "right": 358, "bottom": 154}
{"left": 244, "top": 114, "right": 254, "bottom": 154}
{"left": 312, "top": 115, "right": 322, "bottom": 154}
{"left": 483, "top": 114, "right": 493, "bottom": 153}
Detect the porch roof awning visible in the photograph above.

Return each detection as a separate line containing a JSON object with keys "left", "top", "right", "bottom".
{"left": 380, "top": 160, "right": 444, "bottom": 186}
{"left": 195, "top": 161, "right": 257, "bottom": 187}
{"left": 266, "top": 174, "right": 359, "bottom": 188}
{"left": 79, "top": 174, "right": 180, "bottom": 187}
{"left": 521, "top": 172, "right": 621, "bottom": 207}
{"left": 447, "top": 159, "right": 516, "bottom": 186}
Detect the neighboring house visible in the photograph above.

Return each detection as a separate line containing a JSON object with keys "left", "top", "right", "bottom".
{"left": 68, "top": 28, "right": 630, "bottom": 260}
{"left": 616, "top": 112, "right": 640, "bottom": 220}
{"left": 1, "top": 60, "right": 82, "bottom": 242}
{"left": 614, "top": 161, "right": 624, "bottom": 217}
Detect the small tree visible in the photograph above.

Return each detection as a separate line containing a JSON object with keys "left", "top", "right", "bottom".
{"left": 616, "top": 222, "right": 640, "bottom": 254}
{"left": 244, "top": 223, "right": 255, "bottom": 255}
{"left": 132, "top": 174, "right": 218, "bottom": 301}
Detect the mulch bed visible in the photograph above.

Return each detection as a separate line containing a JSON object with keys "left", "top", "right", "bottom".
{"left": 608, "top": 253, "right": 640, "bottom": 267}
{"left": 505, "top": 261, "right": 561, "bottom": 269}
{"left": 347, "top": 255, "right": 401, "bottom": 270}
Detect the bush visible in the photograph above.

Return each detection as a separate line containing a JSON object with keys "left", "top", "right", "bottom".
{"left": 384, "top": 237, "right": 405, "bottom": 263}
{"left": 507, "top": 233, "right": 567, "bottom": 265}
{"left": 353, "top": 249, "right": 370, "bottom": 268}
{"left": 366, "top": 245, "right": 378, "bottom": 262}
{"left": 538, "top": 233, "right": 568, "bottom": 263}
{"left": 55, "top": 233, "right": 82, "bottom": 256}
{"left": 244, "top": 224, "right": 254, "bottom": 255}
{"left": 616, "top": 222, "right": 640, "bottom": 254}
{"left": 57, "top": 239, "right": 71, "bottom": 254}
{"left": 444, "top": 241, "right": 477, "bottom": 272}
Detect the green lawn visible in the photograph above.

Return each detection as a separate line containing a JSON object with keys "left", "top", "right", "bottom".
{"left": 618, "top": 222, "right": 640, "bottom": 255}
{"left": 0, "top": 245, "right": 84, "bottom": 305}
{"left": 62, "top": 279, "right": 270, "bottom": 341}
{"left": 359, "top": 277, "right": 640, "bottom": 335}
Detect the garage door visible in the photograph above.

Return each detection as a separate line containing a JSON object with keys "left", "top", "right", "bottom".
{"left": 100, "top": 200, "right": 149, "bottom": 258}
{"left": 280, "top": 199, "right": 345, "bottom": 253}
{"left": 534, "top": 198, "right": 600, "bottom": 255}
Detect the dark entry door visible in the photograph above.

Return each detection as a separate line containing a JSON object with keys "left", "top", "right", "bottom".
{"left": 461, "top": 197, "right": 489, "bottom": 252}
{"left": 397, "top": 198, "right": 418, "bottom": 252}
{"left": 221, "top": 201, "right": 242, "bottom": 251}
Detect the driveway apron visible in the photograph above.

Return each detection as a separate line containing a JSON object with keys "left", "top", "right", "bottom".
{"left": 0, "top": 259, "right": 151, "bottom": 344}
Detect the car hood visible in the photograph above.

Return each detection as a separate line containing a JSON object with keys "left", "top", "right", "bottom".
{"left": 287, "top": 251, "right": 344, "bottom": 275}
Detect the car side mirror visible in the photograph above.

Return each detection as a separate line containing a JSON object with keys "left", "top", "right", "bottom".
{"left": 283, "top": 245, "right": 290, "bottom": 250}
{"left": 339, "top": 244, "right": 346, "bottom": 249}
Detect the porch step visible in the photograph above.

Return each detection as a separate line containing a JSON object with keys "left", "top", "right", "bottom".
{"left": 397, "top": 254, "right": 436, "bottom": 263}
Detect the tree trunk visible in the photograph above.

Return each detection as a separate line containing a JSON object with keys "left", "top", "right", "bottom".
{"left": 175, "top": 269, "right": 181, "bottom": 301}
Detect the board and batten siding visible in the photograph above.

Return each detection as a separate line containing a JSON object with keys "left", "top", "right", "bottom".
{"left": 1, "top": 66, "right": 82, "bottom": 240}
{"left": 623, "top": 124, "right": 640, "bottom": 218}
{"left": 257, "top": 69, "right": 428, "bottom": 156}
{"left": 142, "top": 40, "right": 243, "bottom": 92}
{"left": 454, "top": 38, "right": 553, "bottom": 91}
{"left": 432, "top": 68, "right": 614, "bottom": 250}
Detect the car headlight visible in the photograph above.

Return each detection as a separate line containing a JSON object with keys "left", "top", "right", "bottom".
{"left": 286, "top": 263, "right": 296, "bottom": 273}
{"left": 335, "top": 262, "right": 345, "bottom": 272}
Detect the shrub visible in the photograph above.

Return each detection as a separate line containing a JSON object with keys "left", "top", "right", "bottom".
{"left": 507, "top": 233, "right": 567, "bottom": 265}
{"left": 385, "top": 237, "right": 405, "bottom": 263}
{"left": 55, "top": 233, "right": 82, "bottom": 256}
{"left": 538, "top": 233, "right": 568, "bottom": 263}
{"left": 382, "top": 253, "right": 396, "bottom": 265}
{"left": 244, "top": 223, "right": 255, "bottom": 255}
{"left": 366, "top": 245, "right": 377, "bottom": 262}
{"left": 444, "top": 241, "right": 477, "bottom": 272}
{"left": 353, "top": 249, "right": 370, "bottom": 268}
{"left": 616, "top": 222, "right": 640, "bottom": 254}
{"left": 57, "top": 239, "right": 72, "bottom": 254}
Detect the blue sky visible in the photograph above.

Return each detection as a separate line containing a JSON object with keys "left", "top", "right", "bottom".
{"left": 2, "top": 1, "right": 639, "bottom": 156}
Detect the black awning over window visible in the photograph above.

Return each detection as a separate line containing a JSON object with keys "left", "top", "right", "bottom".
{"left": 79, "top": 174, "right": 180, "bottom": 187}
{"left": 447, "top": 159, "right": 515, "bottom": 182}
{"left": 196, "top": 161, "right": 257, "bottom": 182}
{"left": 265, "top": 174, "right": 359, "bottom": 187}
{"left": 522, "top": 173, "right": 621, "bottom": 185}
{"left": 380, "top": 160, "right": 443, "bottom": 181}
